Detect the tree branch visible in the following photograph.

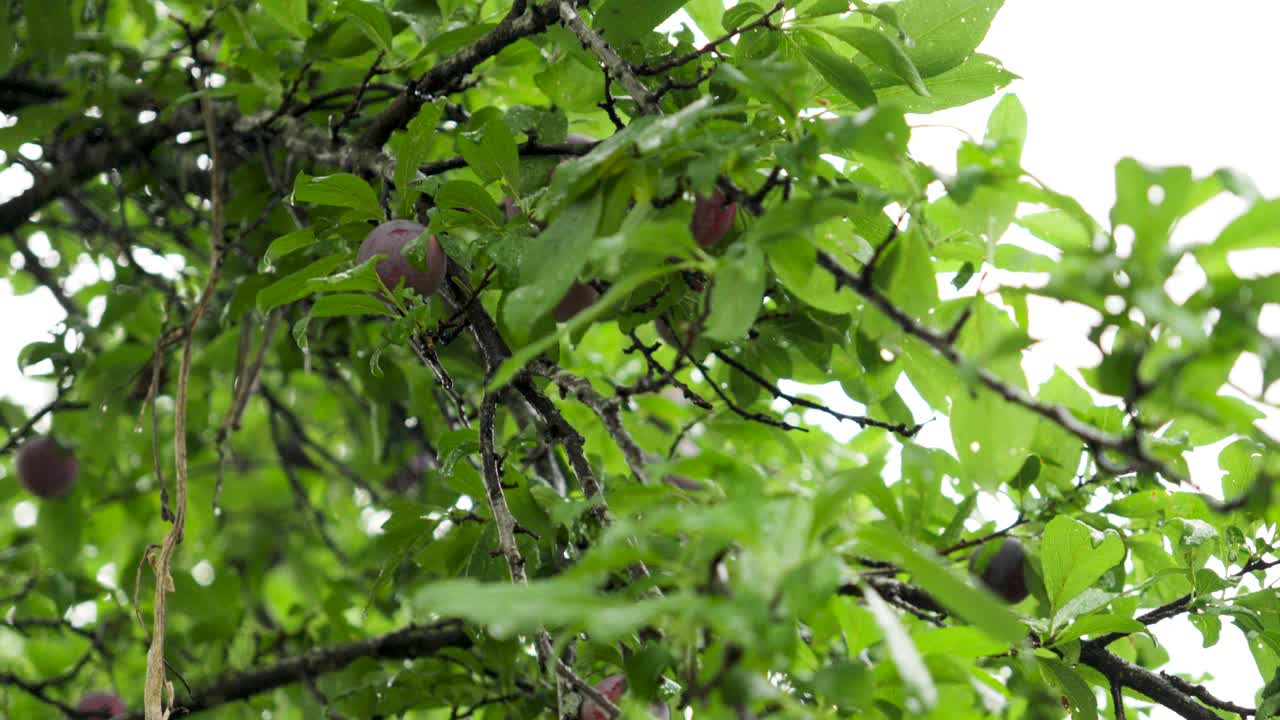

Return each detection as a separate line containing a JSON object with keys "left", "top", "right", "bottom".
{"left": 114, "top": 622, "right": 471, "bottom": 719}
{"left": 531, "top": 360, "right": 653, "bottom": 485}
{"left": 710, "top": 349, "right": 925, "bottom": 438}
{"left": 634, "top": 1, "right": 787, "bottom": 76}
{"left": 0, "top": 110, "right": 196, "bottom": 235}
{"left": 556, "top": 1, "right": 659, "bottom": 115}
{"left": 0, "top": 399, "right": 90, "bottom": 455}
{"left": 814, "top": 248, "right": 1261, "bottom": 513}
{"left": 357, "top": 1, "right": 564, "bottom": 149}
{"left": 1077, "top": 644, "right": 1245, "bottom": 720}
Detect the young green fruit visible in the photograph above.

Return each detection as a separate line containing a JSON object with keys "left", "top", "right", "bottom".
{"left": 969, "top": 537, "right": 1029, "bottom": 604}
{"left": 16, "top": 436, "right": 78, "bottom": 499}
{"left": 580, "top": 674, "right": 669, "bottom": 720}
{"left": 690, "top": 190, "right": 737, "bottom": 248}
{"left": 72, "top": 691, "right": 126, "bottom": 719}
{"left": 357, "top": 220, "right": 448, "bottom": 298}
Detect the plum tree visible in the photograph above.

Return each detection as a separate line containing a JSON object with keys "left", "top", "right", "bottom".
{"left": 15, "top": 436, "right": 78, "bottom": 499}
{"left": 356, "top": 220, "right": 447, "bottom": 298}
{"left": 72, "top": 691, "right": 126, "bottom": 719}
{"left": 553, "top": 281, "right": 600, "bottom": 322}
{"left": 969, "top": 537, "right": 1029, "bottom": 604}
{"left": 580, "top": 674, "right": 669, "bottom": 720}
{"left": 690, "top": 190, "right": 737, "bottom": 248}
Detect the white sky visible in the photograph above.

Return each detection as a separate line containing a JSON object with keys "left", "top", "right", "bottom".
{"left": 2, "top": 1, "right": 1279, "bottom": 716}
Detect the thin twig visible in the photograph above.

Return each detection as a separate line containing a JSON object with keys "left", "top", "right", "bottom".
{"left": 142, "top": 51, "right": 229, "bottom": 720}
{"left": 711, "top": 350, "right": 924, "bottom": 438}
{"left": 0, "top": 399, "right": 89, "bottom": 455}
{"left": 635, "top": 1, "right": 786, "bottom": 75}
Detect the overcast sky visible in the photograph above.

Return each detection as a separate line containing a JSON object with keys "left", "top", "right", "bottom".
{"left": 3, "top": 1, "right": 1279, "bottom": 716}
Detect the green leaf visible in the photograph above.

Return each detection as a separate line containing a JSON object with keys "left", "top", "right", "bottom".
{"left": 16, "top": 341, "right": 60, "bottom": 372}
{"left": 310, "top": 293, "right": 394, "bottom": 318}
{"left": 877, "top": 53, "right": 1015, "bottom": 113}
{"left": 593, "top": 0, "right": 688, "bottom": 46}
{"left": 260, "top": 229, "right": 318, "bottom": 272}
{"left": 458, "top": 117, "right": 521, "bottom": 190}
{"left": 817, "top": 26, "right": 929, "bottom": 96}
{"left": 35, "top": 495, "right": 81, "bottom": 568}
{"left": 259, "top": 0, "right": 311, "bottom": 39}
{"left": 768, "top": 231, "right": 862, "bottom": 314}
{"left": 291, "top": 172, "right": 383, "bottom": 220}
{"left": 305, "top": 255, "right": 383, "bottom": 294}
{"left": 389, "top": 103, "right": 443, "bottom": 217}
{"left": 857, "top": 525, "right": 1027, "bottom": 645}
{"left": 1038, "top": 656, "right": 1098, "bottom": 720}
{"left": 1257, "top": 669, "right": 1280, "bottom": 720}
{"left": 862, "top": 585, "right": 937, "bottom": 709}
{"left": 888, "top": 0, "right": 1004, "bottom": 79}
{"left": 24, "top": 0, "right": 74, "bottom": 70}
{"left": 503, "top": 193, "right": 603, "bottom": 333}
{"left": 337, "top": 0, "right": 395, "bottom": 54}
{"left": 706, "top": 244, "right": 767, "bottom": 341}
{"left": 434, "top": 180, "right": 504, "bottom": 228}
{"left": 1016, "top": 210, "right": 1092, "bottom": 252}
{"left": 488, "top": 261, "right": 696, "bottom": 392}
{"left": 948, "top": 302, "right": 1039, "bottom": 487}
{"left": 1052, "top": 614, "right": 1146, "bottom": 646}
{"left": 986, "top": 93, "right": 1027, "bottom": 159}
{"left": 684, "top": 0, "right": 727, "bottom": 37}
{"left": 1040, "top": 516, "right": 1126, "bottom": 615}
{"left": 1197, "top": 197, "right": 1280, "bottom": 283}
{"left": 911, "top": 626, "right": 1008, "bottom": 659}
{"left": 722, "top": 3, "right": 766, "bottom": 31}
{"left": 1110, "top": 159, "right": 1195, "bottom": 270}
{"left": 257, "top": 254, "right": 353, "bottom": 313}
{"left": 0, "top": 0, "right": 16, "bottom": 76}
{"left": 797, "top": 33, "right": 878, "bottom": 108}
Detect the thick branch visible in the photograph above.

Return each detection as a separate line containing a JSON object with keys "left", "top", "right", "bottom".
{"left": 0, "top": 74, "right": 68, "bottom": 111}
{"left": 556, "top": 1, "right": 659, "bottom": 115}
{"left": 1077, "top": 644, "right": 1240, "bottom": 720}
{"left": 0, "top": 112, "right": 193, "bottom": 235}
{"left": 357, "top": 1, "right": 563, "bottom": 149}
{"left": 116, "top": 622, "right": 471, "bottom": 719}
